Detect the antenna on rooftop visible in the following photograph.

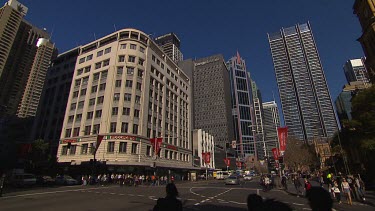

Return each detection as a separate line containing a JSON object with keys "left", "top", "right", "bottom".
{"left": 93, "top": 33, "right": 97, "bottom": 41}
{"left": 50, "top": 25, "right": 55, "bottom": 40}
{"left": 114, "top": 24, "right": 117, "bottom": 32}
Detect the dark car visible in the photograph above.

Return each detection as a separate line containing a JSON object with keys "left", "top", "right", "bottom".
{"left": 36, "top": 176, "right": 55, "bottom": 186}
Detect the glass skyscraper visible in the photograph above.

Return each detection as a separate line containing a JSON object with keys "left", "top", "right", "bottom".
{"left": 227, "top": 52, "right": 255, "bottom": 158}
{"left": 268, "top": 22, "right": 338, "bottom": 141}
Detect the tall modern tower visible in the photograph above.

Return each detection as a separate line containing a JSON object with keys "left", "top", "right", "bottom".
{"left": 227, "top": 52, "right": 256, "bottom": 159}
{"left": 154, "top": 33, "right": 183, "bottom": 63}
{"left": 343, "top": 58, "right": 370, "bottom": 84}
{"left": 262, "top": 101, "right": 281, "bottom": 157}
{"left": 268, "top": 22, "right": 338, "bottom": 141}
{"left": 353, "top": 0, "right": 375, "bottom": 83}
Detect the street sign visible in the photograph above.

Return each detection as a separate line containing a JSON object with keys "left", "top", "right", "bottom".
{"left": 232, "top": 140, "right": 236, "bottom": 149}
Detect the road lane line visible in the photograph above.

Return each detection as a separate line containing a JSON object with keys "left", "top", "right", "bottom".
{"left": 228, "top": 201, "right": 246, "bottom": 205}
{"left": 137, "top": 194, "right": 144, "bottom": 197}
{"left": 0, "top": 187, "right": 110, "bottom": 199}
{"left": 293, "top": 203, "right": 304, "bottom": 206}
{"left": 128, "top": 194, "right": 135, "bottom": 196}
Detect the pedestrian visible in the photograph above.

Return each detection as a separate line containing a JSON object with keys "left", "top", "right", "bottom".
{"left": 332, "top": 181, "right": 341, "bottom": 204}
{"left": 263, "top": 175, "right": 270, "bottom": 192}
{"left": 153, "top": 183, "right": 182, "bottom": 211}
{"left": 293, "top": 175, "right": 302, "bottom": 197}
{"left": 0, "top": 173, "right": 5, "bottom": 197}
{"left": 304, "top": 178, "right": 312, "bottom": 196}
{"left": 341, "top": 178, "right": 353, "bottom": 205}
{"left": 281, "top": 175, "right": 288, "bottom": 190}
{"left": 354, "top": 175, "right": 365, "bottom": 201}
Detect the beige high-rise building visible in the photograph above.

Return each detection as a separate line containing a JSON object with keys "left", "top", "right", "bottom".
{"left": 57, "top": 28, "right": 193, "bottom": 173}
{"left": 0, "top": 0, "right": 28, "bottom": 77}
{"left": 17, "top": 38, "right": 56, "bottom": 117}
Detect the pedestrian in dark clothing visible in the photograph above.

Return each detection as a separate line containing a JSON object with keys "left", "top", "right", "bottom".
{"left": 153, "top": 183, "right": 182, "bottom": 211}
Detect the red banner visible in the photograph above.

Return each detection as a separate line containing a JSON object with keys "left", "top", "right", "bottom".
{"left": 272, "top": 148, "right": 280, "bottom": 160}
{"left": 150, "top": 137, "right": 163, "bottom": 156}
{"left": 95, "top": 135, "right": 104, "bottom": 153}
{"left": 202, "top": 152, "right": 211, "bottom": 164}
{"left": 236, "top": 161, "right": 242, "bottom": 168}
{"left": 224, "top": 158, "right": 230, "bottom": 166}
{"left": 277, "top": 127, "right": 288, "bottom": 152}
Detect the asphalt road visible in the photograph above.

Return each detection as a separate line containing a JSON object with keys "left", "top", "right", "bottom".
{"left": 0, "top": 179, "right": 373, "bottom": 211}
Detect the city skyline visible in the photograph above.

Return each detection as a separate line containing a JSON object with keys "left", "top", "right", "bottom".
{"left": 14, "top": 0, "right": 363, "bottom": 114}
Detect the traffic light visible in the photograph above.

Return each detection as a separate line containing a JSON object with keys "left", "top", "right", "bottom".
{"left": 67, "top": 142, "right": 71, "bottom": 149}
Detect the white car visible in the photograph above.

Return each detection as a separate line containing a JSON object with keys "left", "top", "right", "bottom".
{"left": 243, "top": 175, "right": 253, "bottom": 181}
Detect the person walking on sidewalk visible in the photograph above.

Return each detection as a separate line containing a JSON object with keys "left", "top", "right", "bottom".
{"left": 304, "top": 178, "right": 312, "bottom": 197}
{"left": 332, "top": 181, "right": 342, "bottom": 204}
{"left": 341, "top": 178, "right": 353, "bottom": 205}
{"left": 293, "top": 175, "right": 302, "bottom": 197}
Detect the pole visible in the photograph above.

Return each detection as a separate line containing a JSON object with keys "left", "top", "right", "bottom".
{"left": 337, "top": 131, "right": 350, "bottom": 175}
{"left": 206, "top": 166, "right": 208, "bottom": 181}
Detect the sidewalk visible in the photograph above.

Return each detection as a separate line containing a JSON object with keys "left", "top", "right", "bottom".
{"left": 282, "top": 179, "right": 375, "bottom": 208}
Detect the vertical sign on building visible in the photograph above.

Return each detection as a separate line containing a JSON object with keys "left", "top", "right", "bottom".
{"left": 277, "top": 127, "right": 288, "bottom": 154}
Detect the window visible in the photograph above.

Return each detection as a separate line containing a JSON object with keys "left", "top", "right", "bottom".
{"left": 93, "top": 73, "right": 100, "bottom": 81}
{"left": 87, "top": 111, "right": 93, "bottom": 119}
{"left": 135, "top": 95, "right": 141, "bottom": 104}
{"left": 97, "top": 50, "right": 103, "bottom": 57}
{"left": 77, "top": 69, "right": 83, "bottom": 76}
{"left": 130, "top": 44, "right": 137, "bottom": 49}
{"left": 68, "top": 115, "right": 74, "bottom": 122}
{"left": 89, "top": 98, "right": 95, "bottom": 106}
{"left": 136, "top": 82, "right": 142, "bottom": 91}
{"left": 107, "top": 141, "right": 115, "bottom": 153}
{"left": 77, "top": 101, "right": 84, "bottom": 109}
{"left": 75, "top": 79, "right": 81, "bottom": 87}
{"left": 84, "top": 126, "right": 91, "bottom": 135}
{"left": 82, "top": 76, "right": 89, "bottom": 84}
{"left": 125, "top": 80, "right": 133, "bottom": 88}
{"left": 73, "top": 127, "right": 80, "bottom": 136}
{"left": 93, "top": 124, "right": 100, "bottom": 134}
{"left": 119, "top": 142, "right": 127, "bottom": 153}
{"left": 112, "top": 107, "right": 118, "bottom": 115}
{"left": 103, "top": 59, "right": 110, "bottom": 67}
{"left": 133, "top": 124, "right": 138, "bottom": 134}
{"left": 70, "top": 103, "right": 76, "bottom": 110}
{"left": 134, "top": 109, "right": 140, "bottom": 118}
{"left": 120, "top": 44, "right": 126, "bottom": 49}
{"left": 152, "top": 55, "right": 156, "bottom": 62}
{"left": 73, "top": 91, "right": 79, "bottom": 98}
{"left": 118, "top": 55, "right": 125, "bottom": 62}
{"left": 97, "top": 84, "right": 105, "bottom": 92}
{"left": 89, "top": 143, "right": 94, "bottom": 154}
{"left": 104, "top": 47, "right": 111, "bottom": 54}
{"left": 110, "top": 122, "right": 116, "bottom": 133}
{"left": 123, "top": 107, "right": 130, "bottom": 115}
{"left": 115, "top": 80, "right": 121, "bottom": 87}
{"left": 76, "top": 114, "right": 82, "bottom": 121}
{"left": 138, "top": 58, "right": 144, "bottom": 66}
{"left": 140, "top": 46, "right": 145, "bottom": 53}
{"left": 61, "top": 146, "right": 68, "bottom": 155}
{"left": 114, "top": 93, "right": 120, "bottom": 101}
{"left": 79, "top": 57, "right": 85, "bottom": 64}
{"left": 146, "top": 146, "right": 151, "bottom": 156}
{"left": 81, "top": 144, "right": 88, "bottom": 154}
{"left": 131, "top": 143, "right": 138, "bottom": 154}
{"left": 138, "top": 70, "right": 143, "bottom": 78}
{"left": 127, "top": 67, "right": 134, "bottom": 74}
{"left": 97, "top": 96, "right": 104, "bottom": 104}
{"left": 121, "top": 122, "right": 128, "bottom": 133}
{"left": 70, "top": 145, "right": 77, "bottom": 155}
{"left": 65, "top": 128, "right": 72, "bottom": 138}
{"left": 95, "top": 110, "right": 102, "bottom": 118}
{"left": 117, "top": 66, "right": 123, "bottom": 75}
{"left": 80, "top": 89, "right": 87, "bottom": 96}
{"left": 101, "top": 70, "right": 108, "bottom": 78}
{"left": 128, "top": 56, "right": 136, "bottom": 63}
{"left": 95, "top": 62, "right": 101, "bottom": 69}
{"left": 86, "top": 54, "right": 93, "bottom": 61}
{"left": 124, "top": 93, "right": 131, "bottom": 101}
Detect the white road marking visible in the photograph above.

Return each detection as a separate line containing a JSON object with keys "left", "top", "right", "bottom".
{"left": 303, "top": 208, "right": 312, "bottom": 210}
{"left": 228, "top": 201, "right": 246, "bottom": 205}
{"left": 128, "top": 194, "right": 135, "bottom": 196}
{"left": 0, "top": 187, "right": 110, "bottom": 199}
{"left": 110, "top": 193, "right": 116, "bottom": 195}
{"left": 137, "top": 194, "right": 144, "bottom": 197}
{"left": 293, "top": 203, "right": 304, "bottom": 206}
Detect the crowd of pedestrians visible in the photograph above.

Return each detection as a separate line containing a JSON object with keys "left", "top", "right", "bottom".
{"left": 80, "top": 173, "right": 176, "bottom": 187}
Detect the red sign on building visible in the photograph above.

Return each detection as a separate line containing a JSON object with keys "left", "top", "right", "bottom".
{"left": 277, "top": 127, "right": 288, "bottom": 152}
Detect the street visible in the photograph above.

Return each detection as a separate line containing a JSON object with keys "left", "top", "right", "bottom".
{"left": 0, "top": 179, "right": 373, "bottom": 211}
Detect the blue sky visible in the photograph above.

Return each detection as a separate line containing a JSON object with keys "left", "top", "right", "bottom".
{"left": 16, "top": 0, "right": 363, "bottom": 116}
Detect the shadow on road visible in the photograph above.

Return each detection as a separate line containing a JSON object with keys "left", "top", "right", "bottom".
{"left": 185, "top": 204, "right": 247, "bottom": 211}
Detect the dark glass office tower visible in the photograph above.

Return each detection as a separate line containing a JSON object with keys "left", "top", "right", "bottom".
{"left": 227, "top": 52, "right": 255, "bottom": 159}
{"left": 268, "top": 22, "right": 338, "bottom": 141}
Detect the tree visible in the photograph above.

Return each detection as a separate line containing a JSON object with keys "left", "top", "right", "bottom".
{"left": 284, "top": 137, "right": 319, "bottom": 172}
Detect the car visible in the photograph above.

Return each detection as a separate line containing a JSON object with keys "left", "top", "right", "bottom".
{"left": 243, "top": 175, "right": 253, "bottom": 181}
{"left": 55, "top": 175, "right": 79, "bottom": 185}
{"left": 11, "top": 173, "right": 37, "bottom": 187}
{"left": 225, "top": 175, "right": 240, "bottom": 185}
{"left": 36, "top": 176, "right": 55, "bottom": 186}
